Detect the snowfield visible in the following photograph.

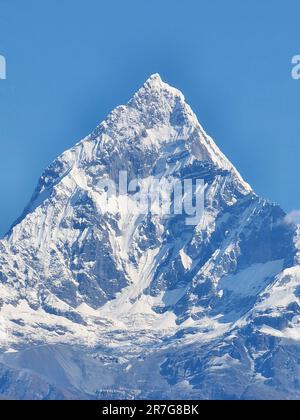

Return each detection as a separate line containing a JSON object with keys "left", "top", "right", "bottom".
{"left": 0, "top": 74, "right": 300, "bottom": 400}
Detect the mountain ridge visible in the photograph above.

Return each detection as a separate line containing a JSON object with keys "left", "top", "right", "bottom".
{"left": 0, "top": 75, "right": 300, "bottom": 400}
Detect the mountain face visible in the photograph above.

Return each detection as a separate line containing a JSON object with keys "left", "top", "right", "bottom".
{"left": 0, "top": 74, "right": 300, "bottom": 400}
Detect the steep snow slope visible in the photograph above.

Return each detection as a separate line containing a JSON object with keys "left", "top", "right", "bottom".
{"left": 0, "top": 74, "right": 299, "bottom": 400}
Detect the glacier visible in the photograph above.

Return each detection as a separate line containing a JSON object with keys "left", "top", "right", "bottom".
{"left": 0, "top": 74, "right": 300, "bottom": 400}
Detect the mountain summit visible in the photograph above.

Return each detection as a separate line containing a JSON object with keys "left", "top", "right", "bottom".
{"left": 0, "top": 75, "right": 299, "bottom": 400}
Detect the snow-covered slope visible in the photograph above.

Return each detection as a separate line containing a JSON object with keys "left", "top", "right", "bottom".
{"left": 0, "top": 74, "right": 299, "bottom": 400}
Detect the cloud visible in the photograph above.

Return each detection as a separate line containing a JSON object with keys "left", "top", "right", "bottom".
{"left": 284, "top": 210, "right": 300, "bottom": 225}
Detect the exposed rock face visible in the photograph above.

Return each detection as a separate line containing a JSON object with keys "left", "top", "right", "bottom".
{"left": 0, "top": 74, "right": 299, "bottom": 400}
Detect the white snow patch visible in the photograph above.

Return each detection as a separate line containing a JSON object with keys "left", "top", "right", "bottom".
{"left": 179, "top": 249, "right": 192, "bottom": 270}
{"left": 220, "top": 260, "right": 284, "bottom": 297}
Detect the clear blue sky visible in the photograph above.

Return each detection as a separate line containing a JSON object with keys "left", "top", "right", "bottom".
{"left": 0, "top": 0, "right": 300, "bottom": 236}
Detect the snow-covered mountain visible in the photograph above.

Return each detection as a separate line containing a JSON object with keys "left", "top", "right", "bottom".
{"left": 0, "top": 74, "right": 300, "bottom": 400}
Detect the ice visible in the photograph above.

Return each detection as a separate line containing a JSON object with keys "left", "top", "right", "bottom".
{"left": 0, "top": 74, "right": 299, "bottom": 400}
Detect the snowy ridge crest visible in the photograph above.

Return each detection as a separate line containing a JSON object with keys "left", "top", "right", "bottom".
{"left": 0, "top": 75, "right": 299, "bottom": 400}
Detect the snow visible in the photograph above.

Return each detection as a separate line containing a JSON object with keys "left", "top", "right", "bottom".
{"left": 219, "top": 260, "right": 284, "bottom": 297}
{"left": 0, "top": 74, "right": 298, "bottom": 400}
{"left": 179, "top": 249, "right": 193, "bottom": 270}
{"left": 253, "top": 266, "right": 300, "bottom": 314}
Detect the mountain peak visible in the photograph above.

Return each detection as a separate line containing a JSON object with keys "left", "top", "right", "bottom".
{"left": 142, "top": 73, "right": 176, "bottom": 93}
{"left": 130, "top": 73, "right": 185, "bottom": 107}
{"left": 32, "top": 74, "right": 252, "bottom": 205}
{"left": 0, "top": 75, "right": 298, "bottom": 400}
{"left": 145, "top": 72, "right": 163, "bottom": 84}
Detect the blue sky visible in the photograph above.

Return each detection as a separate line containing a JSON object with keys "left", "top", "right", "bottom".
{"left": 0, "top": 0, "right": 300, "bottom": 236}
